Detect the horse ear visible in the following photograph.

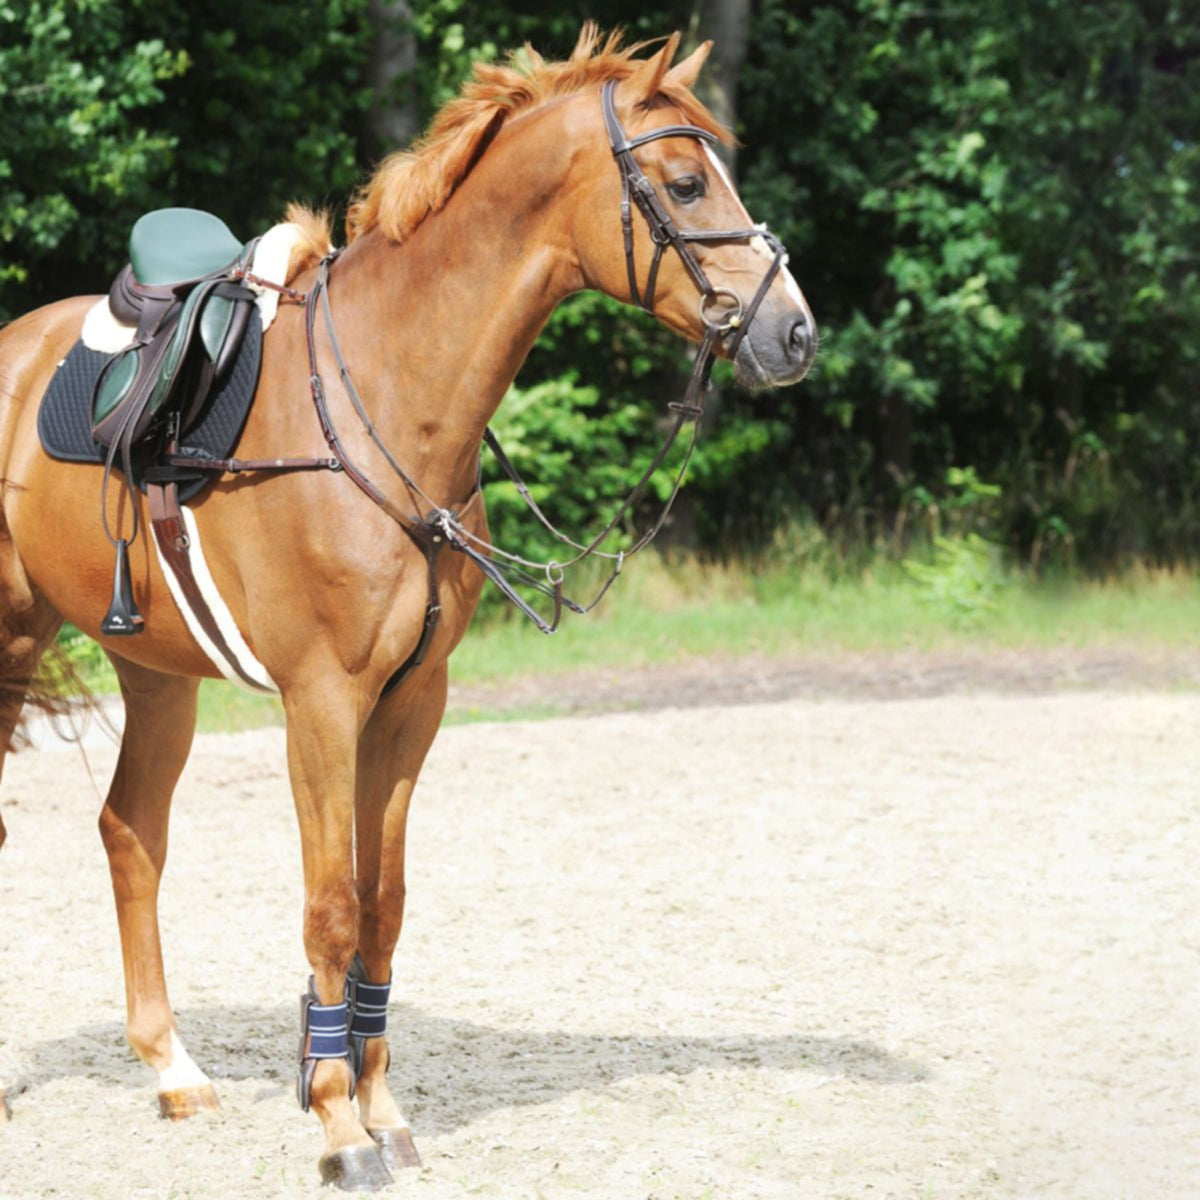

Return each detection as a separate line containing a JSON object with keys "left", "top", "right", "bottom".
{"left": 626, "top": 32, "right": 681, "bottom": 106}
{"left": 665, "top": 40, "right": 712, "bottom": 91}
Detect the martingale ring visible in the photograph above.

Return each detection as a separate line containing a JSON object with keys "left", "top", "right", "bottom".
{"left": 700, "top": 287, "right": 744, "bottom": 333}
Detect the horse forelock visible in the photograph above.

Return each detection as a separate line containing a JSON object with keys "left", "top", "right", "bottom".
{"left": 344, "top": 23, "right": 730, "bottom": 247}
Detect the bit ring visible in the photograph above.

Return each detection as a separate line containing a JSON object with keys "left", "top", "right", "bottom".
{"left": 700, "top": 287, "right": 744, "bottom": 332}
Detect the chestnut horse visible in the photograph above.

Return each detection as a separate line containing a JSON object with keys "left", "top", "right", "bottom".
{"left": 0, "top": 28, "right": 813, "bottom": 1191}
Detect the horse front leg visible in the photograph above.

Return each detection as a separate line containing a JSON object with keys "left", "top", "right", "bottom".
{"left": 350, "top": 664, "right": 449, "bottom": 1171}
{"left": 285, "top": 681, "right": 392, "bottom": 1192}
{"left": 97, "top": 655, "right": 216, "bottom": 1118}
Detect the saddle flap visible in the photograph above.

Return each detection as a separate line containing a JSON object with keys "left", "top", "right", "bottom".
{"left": 92, "top": 348, "right": 143, "bottom": 427}
{"left": 129, "top": 208, "right": 244, "bottom": 287}
{"left": 91, "top": 279, "right": 248, "bottom": 448}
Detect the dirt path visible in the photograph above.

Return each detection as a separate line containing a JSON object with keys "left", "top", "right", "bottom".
{"left": 1, "top": 676, "right": 1197, "bottom": 1198}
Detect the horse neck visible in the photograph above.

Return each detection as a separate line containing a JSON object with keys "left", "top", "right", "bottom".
{"left": 324, "top": 114, "right": 585, "bottom": 505}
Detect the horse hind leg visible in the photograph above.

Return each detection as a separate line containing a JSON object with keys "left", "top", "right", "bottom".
{"left": 97, "top": 653, "right": 217, "bottom": 1118}
{"left": 0, "top": 803, "right": 7, "bottom": 1122}
{"left": 0, "top": 583, "right": 67, "bottom": 1122}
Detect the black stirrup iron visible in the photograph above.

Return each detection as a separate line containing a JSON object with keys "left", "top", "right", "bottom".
{"left": 100, "top": 538, "right": 144, "bottom": 636}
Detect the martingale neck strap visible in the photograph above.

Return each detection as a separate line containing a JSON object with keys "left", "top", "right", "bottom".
{"left": 304, "top": 252, "right": 447, "bottom": 693}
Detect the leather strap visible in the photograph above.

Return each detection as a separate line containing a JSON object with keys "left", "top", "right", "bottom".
{"left": 148, "top": 477, "right": 277, "bottom": 694}
{"left": 600, "top": 78, "right": 785, "bottom": 339}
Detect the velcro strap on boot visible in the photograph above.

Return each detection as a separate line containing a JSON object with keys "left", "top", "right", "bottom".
{"left": 302, "top": 991, "right": 350, "bottom": 1059}
{"left": 297, "top": 982, "right": 356, "bottom": 1112}
{"left": 348, "top": 977, "right": 391, "bottom": 1038}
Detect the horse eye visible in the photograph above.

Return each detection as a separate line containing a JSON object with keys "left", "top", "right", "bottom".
{"left": 668, "top": 176, "right": 705, "bottom": 203}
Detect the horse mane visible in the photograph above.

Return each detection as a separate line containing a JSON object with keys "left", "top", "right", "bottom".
{"left": 281, "top": 203, "right": 336, "bottom": 280}
{"left": 341, "top": 23, "right": 728, "bottom": 247}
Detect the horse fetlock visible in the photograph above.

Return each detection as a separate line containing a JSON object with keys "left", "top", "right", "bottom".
{"left": 356, "top": 1070, "right": 409, "bottom": 1137}
{"left": 127, "top": 1020, "right": 200, "bottom": 1081}
{"left": 306, "top": 1053, "right": 357, "bottom": 1112}
{"left": 308, "top": 1061, "right": 380, "bottom": 1175}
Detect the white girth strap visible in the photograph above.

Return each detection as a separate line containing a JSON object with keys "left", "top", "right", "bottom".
{"left": 151, "top": 506, "right": 279, "bottom": 695}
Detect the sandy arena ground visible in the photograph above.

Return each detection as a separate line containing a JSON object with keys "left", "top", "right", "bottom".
{"left": 0, "top": 666, "right": 1197, "bottom": 1199}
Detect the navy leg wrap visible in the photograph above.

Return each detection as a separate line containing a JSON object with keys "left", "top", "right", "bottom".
{"left": 297, "top": 979, "right": 354, "bottom": 1111}
{"left": 346, "top": 954, "right": 391, "bottom": 1081}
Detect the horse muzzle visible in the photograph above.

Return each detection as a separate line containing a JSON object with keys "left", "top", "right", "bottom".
{"left": 731, "top": 297, "right": 817, "bottom": 390}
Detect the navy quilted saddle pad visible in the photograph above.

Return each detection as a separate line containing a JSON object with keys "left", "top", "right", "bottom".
{"left": 38, "top": 308, "right": 263, "bottom": 503}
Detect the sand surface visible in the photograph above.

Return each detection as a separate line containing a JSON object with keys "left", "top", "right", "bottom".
{"left": 0, "top": 675, "right": 1196, "bottom": 1198}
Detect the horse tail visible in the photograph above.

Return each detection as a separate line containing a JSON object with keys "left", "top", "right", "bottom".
{"left": 12, "top": 637, "right": 113, "bottom": 752}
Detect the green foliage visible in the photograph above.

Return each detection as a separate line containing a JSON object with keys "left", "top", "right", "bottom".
{"left": 902, "top": 534, "right": 1007, "bottom": 626}
{"left": 0, "top": 0, "right": 370, "bottom": 322}
{"left": 737, "top": 0, "right": 1200, "bottom": 566}
{"left": 3, "top": 1, "right": 1198, "bottom": 573}
{"left": 0, "top": 2, "right": 187, "bottom": 305}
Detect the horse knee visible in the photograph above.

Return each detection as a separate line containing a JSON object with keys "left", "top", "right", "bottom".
{"left": 304, "top": 875, "right": 360, "bottom": 975}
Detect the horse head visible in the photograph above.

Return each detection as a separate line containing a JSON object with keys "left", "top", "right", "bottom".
{"left": 568, "top": 33, "right": 817, "bottom": 389}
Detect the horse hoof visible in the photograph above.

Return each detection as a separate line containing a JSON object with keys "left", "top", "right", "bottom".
{"left": 158, "top": 1084, "right": 221, "bottom": 1119}
{"left": 369, "top": 1126, "right": 421, "bottom": 1170}
{"left": 318, "top": 1144, "right": 394, "bottom": 1192}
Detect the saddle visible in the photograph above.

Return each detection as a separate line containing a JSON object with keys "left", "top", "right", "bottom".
{"left": 92, "top": 208, "right": 260, "bottom": 636}
{"left": 92, "top": 208, "right": 258, "bottom": 447}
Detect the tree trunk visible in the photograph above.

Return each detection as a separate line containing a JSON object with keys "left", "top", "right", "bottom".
{"left": 363, "top": 0, "right": 419, "bottom": 154}
{"left": 693, "top": 0, "right": 750, "bottom": 176}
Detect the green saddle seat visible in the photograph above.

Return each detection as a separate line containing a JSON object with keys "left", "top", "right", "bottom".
{"left": 129, "top": 207, "right": 245, "bottom": 286}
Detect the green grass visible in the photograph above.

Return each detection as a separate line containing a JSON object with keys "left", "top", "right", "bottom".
{"left": 56, "top": 539, "right": 1200, "bottom": 732}
{"left": 196, "top": 681, "right": 284, "bottom": 733}
{"left": 447, "top": 550, "right": 1200, "bottom": 685}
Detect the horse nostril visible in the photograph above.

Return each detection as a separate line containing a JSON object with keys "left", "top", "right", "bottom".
{"left": 788, "top": 317, "right": 810, "bottom": 359}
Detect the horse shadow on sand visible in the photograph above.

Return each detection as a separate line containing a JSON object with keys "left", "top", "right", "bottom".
{"left": 18, "top": 1003, "right": 928, "bottom": 1133}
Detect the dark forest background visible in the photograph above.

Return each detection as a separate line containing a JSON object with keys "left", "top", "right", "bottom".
{"left": 2, "top": 1, "right": 1197, "bottom": 570}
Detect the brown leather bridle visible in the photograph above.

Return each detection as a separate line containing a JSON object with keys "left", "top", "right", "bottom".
{"left": 600, "top": 78, "right": 786, "bottom": 360}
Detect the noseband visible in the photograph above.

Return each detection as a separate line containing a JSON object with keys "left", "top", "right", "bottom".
{"left": 600, "top": 79, "right": 786, "bottom": 361}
